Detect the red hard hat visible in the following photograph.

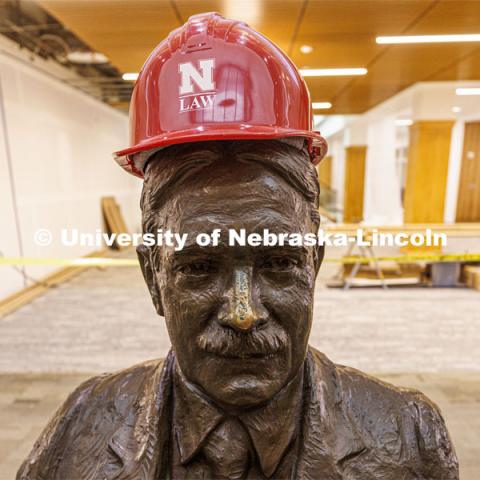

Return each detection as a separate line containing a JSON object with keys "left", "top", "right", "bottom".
{"left": 114, "top": 12, "right": 328, "bottom": 178}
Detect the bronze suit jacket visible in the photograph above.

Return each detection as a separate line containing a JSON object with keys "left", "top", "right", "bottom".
{"left": 17, "top": 348, "right": 459, "bottom": 480}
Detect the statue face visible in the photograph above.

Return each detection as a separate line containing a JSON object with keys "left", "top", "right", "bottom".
{"left": 141, "top": 155, "right": 320, "bottom": 408}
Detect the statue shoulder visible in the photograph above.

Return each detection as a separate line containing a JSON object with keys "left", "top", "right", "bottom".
{"left": 308, "top": 347, "right": 459, "bottom": 479}
{"left": 17, "top": 358, "right": 167, "bottom": 480}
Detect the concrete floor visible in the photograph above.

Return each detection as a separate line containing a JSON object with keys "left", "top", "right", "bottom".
{"left": 1, "top": 253, "right": 479, "bottom": 479}
{"left": 1, "top": 260, "right": 479, "bottom": 374}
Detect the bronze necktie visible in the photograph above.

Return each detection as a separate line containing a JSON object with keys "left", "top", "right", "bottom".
{"left": 202, "top": 418, "right": 251, "bottom": 480}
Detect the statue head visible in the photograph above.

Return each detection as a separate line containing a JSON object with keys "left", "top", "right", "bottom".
{"left": 137, "top": 139, "right": 323, "bottom": 408}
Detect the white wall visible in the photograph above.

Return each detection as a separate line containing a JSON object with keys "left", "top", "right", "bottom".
{"left": 444, "top": 120, "right": 465, "bottom": 223}
{"left": 363, "top": 116, "right": 403, "bottom": 224}
{"left": 0, "top": 40, "right": 140, "bottom": 300}
{"left": 328, "top": 132, "right": 346, "bottom": 212}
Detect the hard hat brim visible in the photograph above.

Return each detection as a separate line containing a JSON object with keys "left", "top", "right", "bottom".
{"left": 114, "top": 125, "right": 327, "bottom": 178}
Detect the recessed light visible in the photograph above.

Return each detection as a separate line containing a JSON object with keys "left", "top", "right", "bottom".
{"left": 300, "top": 68, "right": 367, "bottom": 77}
{"left": 456, "top": 87, "right": 480, "bottom": 96}
{"left": 300, "top": 45, "right": 313, "bottom": 54}
{"left": 452, "top": 106, "right": 462, "bottom": 113}
{"left": 395, "top": 119, "right": 413, "bottom": 126}
{"left": 312, "top": 102, "right": 332, "bottom": 109}
{"left": 122, "top": 72, "right": 139, "bottom": 81}
{"left": 376, "top": 34, "right": 480, "bottom": 44}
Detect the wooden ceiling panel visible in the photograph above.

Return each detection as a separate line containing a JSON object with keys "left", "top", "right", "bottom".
{"left": 290, "top": 0, "right": 436, "bottom": 109}
{"left": 304, "top": 76, "right": 353, "bottom": 102}
{"left": 174, "top": 0, "right": 302, "bottom": 54}
{"left": 373, "top": 44, "right": 478, "bottom": 84}
{"left": 292, "top": 34, "right": 382, "bottom": 68}
{"left": 330, "top": 83, "right": 407, "bottom": 114}
{"left": 290, "top": 0, "right": 432, "bottom": 67}
{"left": 407, "top": 0, "right": 480, "bottom": 34}
{"left": 331, "top": 0, "right": 480, "bottom": 112}
{"left": 40, "top": 0, "right": 179, "bottom": 72}
{"left": 37, "top": 0, "right": 480, "bottom": 113}
{"left": 298, "top": 0, "right": 434, "bottom": 36}
{"left": 433, "top": 48, "right": 480, "bottom": 81}
{"left": 330, "top": 43, "right": 479, "bottom": 112}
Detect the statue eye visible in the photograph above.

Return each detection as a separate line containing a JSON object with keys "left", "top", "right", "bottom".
{"left": 177, "top": 260, "right": 218, "bottom": 275}
{"left": 260, "top": 256, "right": 298, "bottom": 271}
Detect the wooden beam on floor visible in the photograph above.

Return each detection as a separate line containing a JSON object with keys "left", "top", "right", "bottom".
{"left": 318, "top": 206, "right": 337, "bottom": 222}
{"left": 0, "top": 249, "right": 108, "bottom": 319}
{"left": 464, "top": 266, "right": 480, "bottom": 292}
{"left": 101, "top": 196, "right": 129, "bottom": 250}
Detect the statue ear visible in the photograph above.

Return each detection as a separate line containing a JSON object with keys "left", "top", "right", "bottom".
{"left": 137, "top": 244, "right": 164, "bottom": 316}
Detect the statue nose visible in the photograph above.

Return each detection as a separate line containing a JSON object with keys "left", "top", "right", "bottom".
{"left": 218, "top": 267, "right": 267, "bottom": 332}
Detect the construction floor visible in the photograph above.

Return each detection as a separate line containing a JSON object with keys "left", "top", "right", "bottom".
{"left": 0, "top": 254, "right": 479, "bottom": 479}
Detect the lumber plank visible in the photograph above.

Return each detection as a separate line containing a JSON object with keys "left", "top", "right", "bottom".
{"left": 0, "top": 249, "right": 108, "bottom": 318}
{"left": 101, "top": 196, "right": 129, "bottom": 249}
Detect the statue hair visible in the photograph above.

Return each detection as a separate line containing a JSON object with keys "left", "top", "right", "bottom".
{"left": 140, "top": 140, "right": 321, "bottom": 236}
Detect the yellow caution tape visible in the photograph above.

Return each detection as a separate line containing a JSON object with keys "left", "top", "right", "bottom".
{"left": 329, "top": 253, "right": 480, "bottom": 264}
{"left": 0, "top": 257, "right": 138, "bottom": 267}
{"left": 1, "top": 253, "right": 480, "bottom": 267}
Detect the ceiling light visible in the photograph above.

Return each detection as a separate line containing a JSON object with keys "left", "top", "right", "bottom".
{"left": 312, "top": 102, "right": 332, "bottom": 109}
{"left": 300, "top": 45, "right": 313, "bottom": 54}
{"left": 456, "top": 87, "right": 480, "bottom": 96}
{"left": 300, "top": 68, "right": 367, "bottom": 77}
{"left": 452, "top": 106, "right": 462, "bottom": 113}
{"left": 376, "top": 34, "right": 480, "bottom": 44}
{"left": 395, "top": 119, "right": 413, "bottom": 126}
{"left": 67, "top": 51, "right": 109, "bottom": 64}
{"left": 122, "top": 72, "right": 139, "bottom": 81}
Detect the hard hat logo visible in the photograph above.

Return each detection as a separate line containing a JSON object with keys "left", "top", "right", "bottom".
{"left": 179, "top": 58, "right": 217, "bottom": 113}
{"left": 179, "top": 59, "right": 216, "bottom": 95}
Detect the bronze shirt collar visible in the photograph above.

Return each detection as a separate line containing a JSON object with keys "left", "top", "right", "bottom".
{"left": 172, "top": 362, "right": 304, "bottom": 478}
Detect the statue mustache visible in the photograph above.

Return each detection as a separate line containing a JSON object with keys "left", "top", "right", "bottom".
{"left": 197, "top": 320, "right": 288, "bottom": 358}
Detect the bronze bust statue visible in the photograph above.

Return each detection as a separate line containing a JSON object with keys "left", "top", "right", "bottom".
{"left": 18, "top": 13, "right": 458, "bottom": 480}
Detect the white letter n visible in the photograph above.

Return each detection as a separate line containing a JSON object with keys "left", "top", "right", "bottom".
{"left": 179, "top": 59, "right": 215, "bottom": 95}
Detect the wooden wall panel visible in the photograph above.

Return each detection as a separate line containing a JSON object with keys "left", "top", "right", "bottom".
{"left": 403, "top": 121, "right": 454, "bottom": 223}
{"left": 456, "top": 122, "right": 480, "bottom": 222}
{"left": 343, "top": 146, "right": 367, "bottom": 223}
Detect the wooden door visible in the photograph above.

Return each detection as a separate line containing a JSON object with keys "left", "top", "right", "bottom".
{"left": 403, "top": 121, "right": 453, "bottom": 223}
{"left": 456, "top": 122, "right": 480, "bottom": 222}
{"left": 343, "top": 146, "right": 367, "bottom": 223}
{"left": 318, "top": 155, "right": 332, "bottom": 188}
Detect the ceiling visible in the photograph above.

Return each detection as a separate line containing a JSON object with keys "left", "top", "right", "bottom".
{"left": 0, "top": 1, "right": 130, "bottom": 105}
{"left": 37, "top": 0, "right": 480, "bottom": 114}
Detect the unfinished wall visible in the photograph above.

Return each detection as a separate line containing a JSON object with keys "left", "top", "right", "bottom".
{"left": 0, "top": 42, "right": 140, "bottom": 300}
